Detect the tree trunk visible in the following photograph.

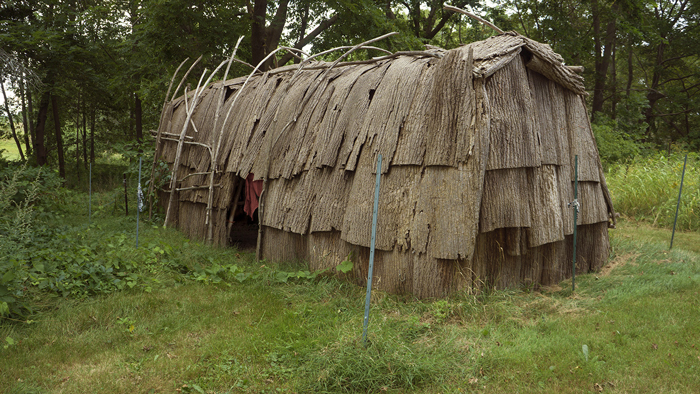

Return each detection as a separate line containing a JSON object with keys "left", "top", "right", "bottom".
{"left": 251, "top": 0, "right": 268, "bottom": 67}
{"left": 51, "top": 94, "right": 66, "bottom": 180}
{"left": 75, "top": 93, "right": 81, "bottom": 181}
{"left": 82, "top": 104, "right": 88, "bottom": 169}
{"left": 626, "top": 40, "right": 634, "bottom": 97}
{"left": 611, "top": 35, "right": 617, "bottom": 119}
{"left": 90, "top": 107, "right": 95, "bottom": 164}
{"left": 0, "top": 79, "right": 25, "bottom": 161}
{"left": 27, "top": 84, "right": 35, "bottom": 146}
{"left": 384, "top": 0, "right": 395, "bottom": 19}
{"left": 135, "top": 92, "right": 143, "bottom": 143}
{"left": 277, "top": 14, "right": 339, "bottom": 67}
{"left": 34, "top": 91, "right": 50, "bottom": 166}
{"left": 298, "top": 4, "right": 309, "bottom": 44}
{"left": 645, "top": 40, "right": 667, "bottom": 134}
{"left": 19, "top": 77, "right": 32, "bottom": 156}
{"left": 591, "top": 0, "right": 617, "bottom": 118}
{"left": 129, "top": 92, "right": 134, "bottom": 139}
{"left": 251, "top": 0, "right": 290, "bottom": 70}
{"left": 264, "top": 0, "right": 289, "bottom": 53}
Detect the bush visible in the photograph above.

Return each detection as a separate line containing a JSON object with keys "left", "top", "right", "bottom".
{"left": 0, "top": 164, "right": 43, "bottom": 317}
{"left": 592, "top": 115, "right": 642, "bottom": 169}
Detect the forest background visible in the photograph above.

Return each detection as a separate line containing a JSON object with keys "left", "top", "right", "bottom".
{"left": 2, "top": 3, "right": 700, "bottom": 392}
{"left": 1, "top": 0, "right": 699, "bottom": 175}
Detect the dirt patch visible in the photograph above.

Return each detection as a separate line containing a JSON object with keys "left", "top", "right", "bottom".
{"left": 600, "top": 252, "right": 639, "bottom": 277}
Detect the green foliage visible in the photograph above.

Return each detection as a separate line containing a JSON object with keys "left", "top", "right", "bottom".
{"left": 3, "top": 336, "right": 15, "bottom": 349}
{"left": 335, "top": 253, "right": 354, "bottom": 273}
{"left": 607, "top": 151, "right": 700, "bottom": 230}
{"left": 615, "top": 91, "right": 650, "bottom": 137}
{"left": 116, "top": 316, "right": 136, "bottom": 335}
{"left": 0, "top": 160, "right": 326, "bottom": 321}
{"left": 591, "top": 94, "right": 652, "bottom": 169}
{"left": 0, "top": 164, "right": 46, "bottom": 317}
{"left": 592, "top": 115, "right": 641, "bottom": 168}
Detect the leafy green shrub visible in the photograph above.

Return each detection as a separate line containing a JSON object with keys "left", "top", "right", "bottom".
{"left": 592, "top": 115, "right": 642, "bottom": 169}
{"left": 0, "top": 165, "right": 45, "bottom": 317}
{"left": 607, "top": 152, "right": 700, "bottom": 230}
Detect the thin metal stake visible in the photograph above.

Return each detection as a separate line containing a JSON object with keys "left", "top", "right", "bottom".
{"left": 123, "top": 173, "right": 128, "bottom": 216}
{"left": 670, "top": 154, "right": 688, "bottom": 250}
{"left": 136, "top": 157, "right": 142, "bottom": 248}
{"left": 362, "top": 154, "right": 382, "bottom": 347}
{"left": 89, "top": 162, "right": 92, "bottom": 225}
{"left": 570, "top": 155, "right": 579, "bottom": 292}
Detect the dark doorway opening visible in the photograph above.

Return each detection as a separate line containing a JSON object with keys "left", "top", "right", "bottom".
{"left": 226, "top": 175, "right": 260, "bottom": 251}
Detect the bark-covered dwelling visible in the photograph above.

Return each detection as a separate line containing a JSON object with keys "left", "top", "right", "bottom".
{"left": 153, "top": 32, "right": 615, "bottom": 298}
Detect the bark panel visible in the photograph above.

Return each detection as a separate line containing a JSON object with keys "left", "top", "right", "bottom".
{"left": 485, "top": 57, "right": 539, "bottom": 170}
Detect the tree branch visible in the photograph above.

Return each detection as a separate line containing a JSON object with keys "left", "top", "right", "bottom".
{"left": 277, "top": 14, "right": 340, "bottom": 66}
{"left": 443, "top": 5, "right": 504, "bottom": 35}
{"left": 265, "top": 0, "right": 290, "bottom": 53}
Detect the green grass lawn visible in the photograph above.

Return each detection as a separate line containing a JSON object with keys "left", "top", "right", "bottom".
{"left": 1, "top": 215, "right": 699, "bottom": 393}
{"left": 0, "top": 138, "right": 22, "bottom": 160}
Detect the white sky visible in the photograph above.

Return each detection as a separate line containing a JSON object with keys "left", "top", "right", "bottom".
{"left": 0, "top": 88, "right": 15, "bottom": 109}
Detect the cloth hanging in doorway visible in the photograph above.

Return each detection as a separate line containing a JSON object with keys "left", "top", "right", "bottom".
{"left": 244, "top": 173, "right": 263, "bottom": 219}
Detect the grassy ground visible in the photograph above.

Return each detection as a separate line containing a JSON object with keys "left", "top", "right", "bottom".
{"left": 0, "top": 139, "right": 21, "bottom": 161}
{"left": 1, "top": 216, "right": 699, "bottom": 393}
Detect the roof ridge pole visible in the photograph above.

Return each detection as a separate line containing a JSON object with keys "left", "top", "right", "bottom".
{"left": 670, "top": 153, "right": 688, "bottom": 250}
{"left": 362, "top": 154, "right": 382, "bottom": 348}
{"left": 206, "top": 36, "right": 244, "bottom": 244}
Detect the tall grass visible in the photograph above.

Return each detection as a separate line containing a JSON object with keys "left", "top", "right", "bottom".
{"left": 606, "top": 152, "right": 700, "bottom": 230}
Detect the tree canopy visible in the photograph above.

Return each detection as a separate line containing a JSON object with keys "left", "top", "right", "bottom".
{"left": 1, "top": 0, "right": 699, "bottom": 177}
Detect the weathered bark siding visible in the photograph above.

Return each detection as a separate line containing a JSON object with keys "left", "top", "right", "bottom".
{"left": 155, "top": 32, "right": 614, "bottom": 298}
{"left": 260, "top": 221, "right": 609, "bottom": 297}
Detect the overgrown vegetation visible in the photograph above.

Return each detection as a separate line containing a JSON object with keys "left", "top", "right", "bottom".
{"left": 0, "top": 154, "right": 698, "bottom": 393}
{"left": 0, "top": 160, "right": 316, "bottom": 322}
{"left": 1, "top": 212, "right": 699, "bottom": 393}
{"left": 606, "top": 151, "right": 700, "bottom": 231}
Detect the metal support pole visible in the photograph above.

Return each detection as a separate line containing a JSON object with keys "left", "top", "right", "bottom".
{"left": 362, "top": 154, "right": 382, "bottom": 347}
{"left": 123, "top": 173, "right": 128, "bottom": 216}
{"left": 568, "top": 155, "right": 579, "bottom": 292}
{"left": 136, "top": 157, "right": 142, "bottom": 248}
{"left": 89, "top": 163, "right": 92, "bottom": 224}
{"left": 670, "top": 154, "right": 688, "bottom": 250}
